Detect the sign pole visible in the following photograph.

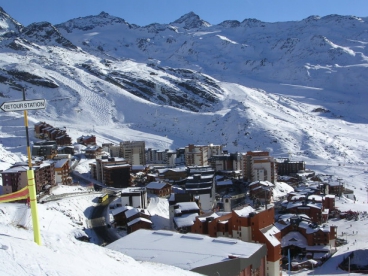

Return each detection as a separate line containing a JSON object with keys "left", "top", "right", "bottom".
{"left": 22, "top": 88, "right": 42, "bottom": 245}
{"left": 1, "top": 90, "right": 45, "bottom": 245}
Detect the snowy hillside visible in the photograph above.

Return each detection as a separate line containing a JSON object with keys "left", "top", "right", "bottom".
{"left": 0, "top": 187, "right": 197, "bottom": 276}
{"left": 0, "top": 8, "right": 367, "bottom": 178}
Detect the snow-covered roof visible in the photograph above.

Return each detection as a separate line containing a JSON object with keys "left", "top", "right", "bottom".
{"left": 309, "top": 195, "right": 322, "bottom": 201}
{"left": 125, "top": 208, "right": 140, "bottom": 218}
{"left": 233, "top": 206, "right": 255, "bottom": 217}
{"left": 157, "top": 167, "right": 186, "bottom": 174}
{"left": 187, "top": 174, "right": 214, "bottom": 180}
{"left": 249, "top": 180, "right": 274, "bottom": 187}
{"left": 110, "top": 205, "right": 133, "bottom": 216}
{"left": 127, "top": 217, "right": 152, "bottom": 226}
{"left": 281, "top": 231, "right": 307, "bottom": 248}
{"left": 305, "top": 245, "right": 330, "bottom": 252}
{"left": 175, "top": 202, "right": 199, "bottom": 212}
{"left": 107, "top": 229, "right": 265, "bottom": 271}
{"left": 146, "top": 182, "right": 168, "bottom": 190}
{"left": 328, "top": 181, "right": 341, "bottom": 187}
{"left": 54, "top": 158, "right": 68, "bottom": 168}
{"left": 124, "top": 208, "right": 150, "bottom": 219}
{"left": 260, "top": 225, "right": 280, "bottom": 246}
{"left": 174, "top": 213, "right": 198, "bottom": 228}
{"left": 197, "top": 213, "right": 219, "bottom": 222}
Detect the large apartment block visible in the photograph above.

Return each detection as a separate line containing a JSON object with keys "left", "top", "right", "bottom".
{"left": 119, "top": 141, "right": 146, "bottom": 165}
{"left": 243, "top": 151, "right": 277, "bottom": 184}
{"left": 1, "top": 161, "right": 55, "bottom": 195}
{"left": 90, "top": 157, "right": 131, "bottom": 188}
{"left": 185, "top": 144, "right": 223, "bottom": 166}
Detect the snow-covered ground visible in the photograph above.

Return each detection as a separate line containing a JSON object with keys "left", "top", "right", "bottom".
{"left": 0, "top": 184, "right": 198, "bottom": 276}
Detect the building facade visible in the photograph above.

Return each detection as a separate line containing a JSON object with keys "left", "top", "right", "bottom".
{"left": 90, "top": 157, "right": 131, "bottom": 188}
{"left": 120, "top": 141, "right": 146, "bottom": 165}
{"left": 243, "top": 151, "right": 277, "bottom": 184}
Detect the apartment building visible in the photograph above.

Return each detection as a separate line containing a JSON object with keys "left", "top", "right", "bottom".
{"left": 120, "top": 141, "right": 146, "bottom": 165}
{"left": 185, "top": 144, "right": 223, "bottom": 167}
{"left": 243, "top": 151, "right": 277, "bottom": 184}
{"left": 191, "top": 205, "right": 282, "bottom": 276}
{"left": 90, "top": 157, "right": 131, "bottom": 188}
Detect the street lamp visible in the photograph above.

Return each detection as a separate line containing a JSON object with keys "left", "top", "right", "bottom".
{"left": 346, "top": 232, "right": 348, "bottom": 245}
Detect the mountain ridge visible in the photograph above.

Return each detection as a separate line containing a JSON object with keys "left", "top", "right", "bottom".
{"left": 0, "top": 7, "right": 367, "bottom": 169}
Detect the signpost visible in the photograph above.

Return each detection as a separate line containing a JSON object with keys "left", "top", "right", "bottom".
{"left": 0, "top": 95, "right": 46, "bottom": 245}
{"left": 0, "top": 99, "right": 46, "bottom": 112}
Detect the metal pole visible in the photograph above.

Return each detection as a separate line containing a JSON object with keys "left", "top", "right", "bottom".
{"left": 288, "top": 248, "right": 291, "bottom": 276}
{"left": 23, "top": 88, "right": 41, "bottom": 245}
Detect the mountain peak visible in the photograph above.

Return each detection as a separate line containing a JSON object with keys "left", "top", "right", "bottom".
{"left": 172, "top": 12, "right": 210, "bottom": 29}
{"left": 55, "top": 12, "right": 133, "bottom": 33}
{"left": 98, "top": 11, "right": 110, "bottom": 18}
{"left": 21, "top": 21, "right": 77, "bottom": 49}
{"left": 0, "top": 7, "right": 23, "bottom": 35}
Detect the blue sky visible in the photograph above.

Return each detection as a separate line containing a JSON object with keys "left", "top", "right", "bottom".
{"left": 0, "top": 0, "right": 367, "bottom": 26}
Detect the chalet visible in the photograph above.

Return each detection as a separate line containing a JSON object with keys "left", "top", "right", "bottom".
{"left": 282, "top": 189, "right": 336, "bottom": 223}
{"left": 171, "top": 202, "right": 200, "bottom": 233}
{"left": 327, "top": 180, "right": 344, "bottom": 196}
{"left": 125, "top": 207, "right": 151, "bottom": 223}
{"left": 249, "top": 181, "right": 274, "bottom": 202}
{"left": 146, "top": 181, "right": 171, "bottom": 197}
{"left": 34, "top": 122, "right": 72, "bottom": 146}
{"left": 275, "top": 214, "right": 337, "bottom": 263}
{"left": 124, "top": 208, "right": 151, "bottom": 233}
{"left": 77, "top": 135, "right": 96, "bottom": 146}
{"left": 55, "top": 132, "right": 72, "bottom": 146}
{"left": 34, "top": 122, "right": 52, "bottom": 138}
{"left": 84, "top": 146, "right": 103, "bottom": 159}
{"left": 111, "top": 205, "right": 133, "bottom": 226}
{"left": 127, "top": 217, "right": 152, "bottom": 233}
{"left": 156, "top": 167, "right": 187, "bottom": 183}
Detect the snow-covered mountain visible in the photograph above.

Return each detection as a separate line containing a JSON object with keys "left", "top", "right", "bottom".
{"left": 1, "top": 8, "right": 368, "bottom": 276}
{"left": 0, "top": 7, "right": 368, "bottom": 170}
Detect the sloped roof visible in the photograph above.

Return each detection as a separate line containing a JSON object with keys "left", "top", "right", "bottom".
{"left": 260, "top": 225, "right": 280, "bottom": 247}
{"left": 233, "top": 206, "right": 255, "bottom": 217}
{"left": 146, "top": 182, "right": 168, "bottom": 190}
{"left": 281, "top": 231, "right": 307, "bottom": 248}
{"left": 127, "top": 217, "right": 152, "bottom": 226}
